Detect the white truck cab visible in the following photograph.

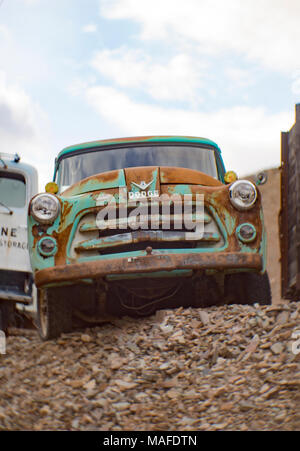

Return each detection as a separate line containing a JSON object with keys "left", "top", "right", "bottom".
{"left": 0, "top": 152, "right": 38, "bottom": 331}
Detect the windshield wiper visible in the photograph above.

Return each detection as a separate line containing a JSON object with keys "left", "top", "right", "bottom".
{"left": 0, "top": 201, "right": 13, "bottom": 215}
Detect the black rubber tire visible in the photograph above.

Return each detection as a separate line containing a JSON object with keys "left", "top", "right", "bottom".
{"left": 0, "top": 302, "right": 13, "bottom": 334}
{"left": 37, "top": 288, "right": 72, "bottom": 340}
{"left": 0, "top": 306, "right": 8, "bottom": 334}
{"left": 244, "top": 272, "right": 272, "bottom": 305}
{"left": 225, "top": 271, "right": 271, "bottom": 305}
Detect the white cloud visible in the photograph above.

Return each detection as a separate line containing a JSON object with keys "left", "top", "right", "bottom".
{"left": 0, "top": 71, "right": 51, "bottom": 189}
{"left": 225, "top": 67, "right": 254, "bottom": 88}
{"left": 91, "top": 48, "right": 205, "bottom": 104}
{"left": 0, "top": 25, "right": 11, "bottom": 41}
{"left": 20, "top": 0, "right": 40, "bottom": 4}
{"left": 100, "top": 0, "right": 300, "bottom": 73}
{"left": 82, "top": 24, "right": 98, "bottom": 33}
{"left": 84, "top": 84, "right": 293, "bottom": 175}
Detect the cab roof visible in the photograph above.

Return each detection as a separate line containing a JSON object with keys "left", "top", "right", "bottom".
{"left": 57, "top": 136, "right": 222, "bottom": 160}
{"left": 0, "top": 155, "right": 38, "bottom": 178}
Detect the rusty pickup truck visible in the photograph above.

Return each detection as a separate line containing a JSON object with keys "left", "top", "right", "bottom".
{"left": 28, "top": 136, "right": 271, "bottom": 340}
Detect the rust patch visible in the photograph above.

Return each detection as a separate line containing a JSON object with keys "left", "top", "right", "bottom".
{"left": 31, "top": 224, "right": 49, "bottom": 249}
{"left": 35, "top": 252, "right": 263, "bottom": 287}
{"left": 160, "top": 167, "right": 223, "bottom": 186}
{"left": 61, "top": 169, "right": 123, "bottom": 197}
{"left": 124, "top": 166, "right": 160, "bottom": 193}
{"left": 160, "top": 184, "right": 263, "bottom": 253}
{"left": 52, "top": 223, "right": 73, "bottom": 266}
{"left": 60, "top": 200, "right": 73, "bottom": 220}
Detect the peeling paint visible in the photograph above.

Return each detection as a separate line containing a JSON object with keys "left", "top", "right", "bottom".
{"left": 28, "top": 138, "right": 267, "bottom": 289}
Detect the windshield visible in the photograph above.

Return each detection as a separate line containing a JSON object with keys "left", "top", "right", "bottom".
{"left": 57, "top": 145, "right": 219, "bottom": 187}
{"left": 0, "top": 171, "right": 26, "bottom": 208}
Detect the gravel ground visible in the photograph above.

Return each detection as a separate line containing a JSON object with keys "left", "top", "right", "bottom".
{"left": 1, "top": 301, "right": 299, "bottom": 431}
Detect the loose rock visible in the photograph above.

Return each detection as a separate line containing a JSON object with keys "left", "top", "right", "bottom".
{"left": 1, "top": 302, "right": 300, "bottom": 431}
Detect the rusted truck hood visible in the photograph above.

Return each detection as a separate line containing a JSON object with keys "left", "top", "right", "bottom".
{"left": 61, "top": 166, "right": 223, "bottom": 197}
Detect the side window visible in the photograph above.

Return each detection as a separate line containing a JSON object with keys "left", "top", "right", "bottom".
{"left": 0, "top": 171, "right": 26, "bottom": 208}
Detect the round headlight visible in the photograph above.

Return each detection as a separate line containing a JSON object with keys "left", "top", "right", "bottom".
{"left": 236, "top": 223, "right": 257, "bottom": 243}
{"left": 38, "top": 237, "right": 57, "bottom": 257}
{"left": 31, "top": 194, "right": 60, "bottom": 224}
{"left": 229, "top": 180, "right": 257, "bottom": 211}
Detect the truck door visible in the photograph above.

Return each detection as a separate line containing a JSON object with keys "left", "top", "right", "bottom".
{"left": 0, "top": 170, "right": 31, "bottom": 273}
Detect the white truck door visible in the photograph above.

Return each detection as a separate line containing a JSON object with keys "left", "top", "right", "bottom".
{"left": 0, "top": 171, "right": 31, "bottom": 273}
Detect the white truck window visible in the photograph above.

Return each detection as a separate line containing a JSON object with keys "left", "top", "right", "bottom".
{"left": 0, "top": 171, "right": 26, "bottom": 208}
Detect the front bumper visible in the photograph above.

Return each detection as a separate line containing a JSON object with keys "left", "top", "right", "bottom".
{"left": 0, "top": 270, "right": 33, "bottom": 304}
{"left": 35, "top": 252, "right": 263, "bottom": 288}
{"left": 0, "top": 289, "right": 32, "bottom": 304}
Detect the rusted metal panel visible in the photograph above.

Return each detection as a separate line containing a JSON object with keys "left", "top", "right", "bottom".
{"left": 75, "top": 230, "right": 221, "bottom": 253}
{"left": 124, "top": 166, "right": 160, "bottom": 194}
{"left": 61, "top": 169, "right": 126, "bottom": 197}
{"left": 35, "top": 252, "right": 263, "bottom": 288}
{"left": 61, "top": 166, "right": 223, "bottom": 199}
{"left": 81, "top": 214, "right": 211, "bottom": 233}
{"left": 28, "top": 181, "right": 264, "bottom": 270}
{"left": 280, "top": 104, "right": 300, "bottom": 299}
{"left": 280, "top": 131, "right": 289, "bottom": 298}
{"left": 160, "top": 166, "right": 223, "bottom": 186}
{"left": 79, "top": 212, "right": 212, "bottom": 232}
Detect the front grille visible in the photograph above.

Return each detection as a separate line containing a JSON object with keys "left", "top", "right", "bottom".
{"left": 69, "top": 203, "right": 224, "bottom": 258}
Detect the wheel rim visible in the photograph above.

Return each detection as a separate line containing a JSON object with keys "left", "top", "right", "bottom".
{"left": 39, "top": 290, "right": 49, "bottom": 337}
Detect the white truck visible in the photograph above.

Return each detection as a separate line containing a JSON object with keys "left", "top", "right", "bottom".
{"left": 0, "top": 152, "right": 38, "bottom": 332}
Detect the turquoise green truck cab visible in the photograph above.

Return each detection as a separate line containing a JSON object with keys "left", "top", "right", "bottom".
{"left": 27, "top": 136, "right": 270, "bottom": 340}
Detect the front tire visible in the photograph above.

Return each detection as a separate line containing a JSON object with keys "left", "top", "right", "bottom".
{"left": 0, "top": 301, "right": 15, "bottom": 334}
{"left": 37, "top": 287, "right": 72, "bottom": 340}
{"left": 225, "top": 271, "right": 271, "bottom": 305}
{"left": 0, "top": 305, "right": 8, "bottom": 334}
{"left": 244, "top": 272, "right": 271, "bottom": 305}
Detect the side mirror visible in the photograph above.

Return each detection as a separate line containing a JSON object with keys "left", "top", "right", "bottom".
{"left": 224, "top": 171, "right": 238, "bottom": 184}
{"left": 254, "top": 172, "right": 268, "bottom": 186}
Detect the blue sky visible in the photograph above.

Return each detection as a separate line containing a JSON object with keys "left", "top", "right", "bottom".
{"left": 0, "top": 0, "right": 299, "bottom": 188}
